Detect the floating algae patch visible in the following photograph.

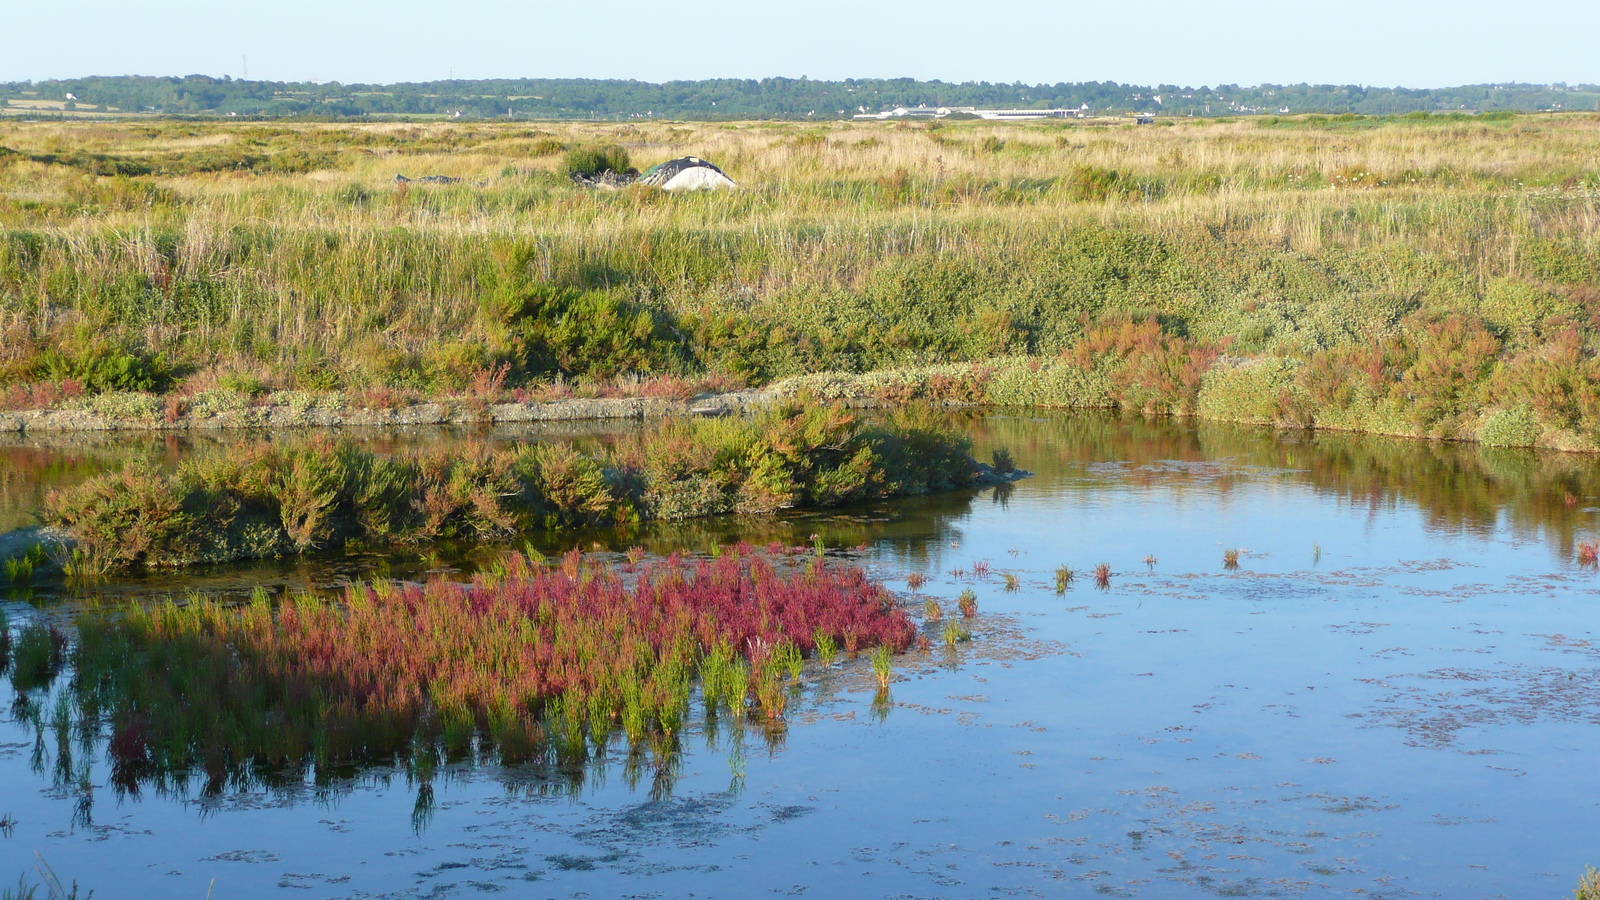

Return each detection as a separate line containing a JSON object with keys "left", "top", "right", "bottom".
{"left": 46, "top": 547, "right": 915, "bottom": 811}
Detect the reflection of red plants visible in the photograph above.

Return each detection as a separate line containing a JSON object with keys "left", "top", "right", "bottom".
{"left": 1577, "top": 541, "right": 1599, "bottom": 567}
{"left": 106, "top": 547, "right": 914, "bottom": 759}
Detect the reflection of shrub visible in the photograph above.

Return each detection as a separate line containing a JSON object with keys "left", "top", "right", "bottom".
{"left": 10, "top": 620, "right": 67, "bottom": 692}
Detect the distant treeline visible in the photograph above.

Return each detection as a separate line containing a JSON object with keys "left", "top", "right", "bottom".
{"left": 4, "top": 75, "right": 1599, "bottom": 120}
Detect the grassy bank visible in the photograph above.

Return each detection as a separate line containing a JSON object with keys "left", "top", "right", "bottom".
{"left": 0, "top": 115, "right": 1597, "bottom": 445}
{"left": 39, "top": 400, "right": 979, "bottom": 575}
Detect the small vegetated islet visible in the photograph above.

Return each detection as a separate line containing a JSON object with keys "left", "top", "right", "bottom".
{"left": 43, "top": 400, "right": 975, "bottom": 576}
{"left": 60, "top": 547, "right": 914, "bottom": 785}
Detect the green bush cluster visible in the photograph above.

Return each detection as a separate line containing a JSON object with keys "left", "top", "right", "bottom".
{"left": 43, "top": 400, "right": 977, "bottom": 574}
{"left": 1197, "top": 357, "right": 1302, "bottom": 426}
{"left": 560, "top": 144, "right": 633, "bottom": 179}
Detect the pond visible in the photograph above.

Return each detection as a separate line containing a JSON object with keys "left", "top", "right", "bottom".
{"left": 1, "top": 412, "right": 1597, "bottom": 898}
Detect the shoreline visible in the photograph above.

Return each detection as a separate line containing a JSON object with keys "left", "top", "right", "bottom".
{"left": 0, "top": 391, "right": 789, "bottom": 434}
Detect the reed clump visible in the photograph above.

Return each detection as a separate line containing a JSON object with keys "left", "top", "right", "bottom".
{"left": 1093, "top": 562, "right": 1111, "bottom": 589}
{"left": 1054, "top": 565, "right": 1074, "bottom": 592}
{"left": 43, "top": 399, "right": 977, "bottom": 575}
{"left": 68, "top": 547, "right": 915, "bottom": 786}
{"left": 1223, "top": 548, "right": 1241, "bottom": 569}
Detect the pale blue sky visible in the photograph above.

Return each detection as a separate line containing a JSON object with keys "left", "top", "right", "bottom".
{"left": 6, "top": 0, "right": 1597, "bottom": 88}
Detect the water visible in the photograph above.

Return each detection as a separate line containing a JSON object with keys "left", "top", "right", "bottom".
{"left": 2, "top": 413, "right": 1597, "bottom": 898}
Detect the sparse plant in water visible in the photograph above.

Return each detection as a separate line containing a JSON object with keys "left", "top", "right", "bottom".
{"left": 971, "top": 560, "right": 991, "bottom": 576}
{"left": 813, "top": 631, "right": 838, "bottom": 667}
{"left": 1054, "top": 565, "right": 1075, "bottom": 593}
{"left": 1093, "top": 563, "right": 1111, "bottom": 589}
{"left": 4, "top": 544, "right": 49, "bottom": 584}
{"left": 626, "top": 545, "right": 646, "bottom": 566}
{"left": 1312, "top": 543, "right": 1322, "bottom": 565}
{"left": 923, "top": 598, "right": 942, "bottom": 622}
{"left": 958, "top": 589, "right": 977, "bottom": 618}
{"left": 870, "top": 644, "right": 894, "bottom": 688}
{"left": 942, "top": 619, "right": 972, "bottom": 647}
{"left": 1002, "top": 573, "right": 1019, "bottom": 591}
{"left": 811, "top": 533, "right": 826, "bottom": 558}
{"left": 772, "top": 641, "right": 804, "bottom": 680}
{"left": 1143, "top": 555, "right": 1157, "bottom": 570}
{"left": 1224, "top": 549, "right": 1241, "bottom": 569}
{"left": 1578, "top": 541, "right": 1600, "bottom": 567}
{"left": 906, "top": 572, "right": 926, "bottom": 590}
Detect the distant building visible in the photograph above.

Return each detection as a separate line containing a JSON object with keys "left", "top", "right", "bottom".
{"left": 853, "top": 105, "right": 1086, "bottom": 121}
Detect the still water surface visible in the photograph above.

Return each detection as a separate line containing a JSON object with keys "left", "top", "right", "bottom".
{"left": 1, "top": 413, "right": 1597, "bottom": 898}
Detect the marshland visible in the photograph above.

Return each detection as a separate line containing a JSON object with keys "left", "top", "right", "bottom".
{"left": 1, "top": 113, "right": 1599, "bottom": 447}
{"left": 0, "top": 112, "right": 1599, "bottom": 897}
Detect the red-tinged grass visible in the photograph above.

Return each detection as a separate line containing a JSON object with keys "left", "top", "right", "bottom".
{"left": 905, "top": 572, "right": 926, "bottom": 590}
{"left": 957, "top": 589, "right": 977, "bottom": 618}
{"left": 1093, "top": 563, "right": 1111, "bottom": 589}
{"left": 70, "top": 547, "right": 915, "bottom": 788}
{"left": 1577, "top": 541, "right": 1599, "bottom": 567}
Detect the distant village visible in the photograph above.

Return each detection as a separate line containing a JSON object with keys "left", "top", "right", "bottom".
{"left": 852, "top": 104, "right": 1094, "bottom": 120}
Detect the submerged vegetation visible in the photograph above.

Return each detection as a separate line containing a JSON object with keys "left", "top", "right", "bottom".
{"left": 12, "top": 547, "right": 914, "bottom": 801}
{"left": 0, "top": 115, "right": 1597, "bottom": 449}
{"left": 40, "top": 401, "right": 976, "bottom": 575}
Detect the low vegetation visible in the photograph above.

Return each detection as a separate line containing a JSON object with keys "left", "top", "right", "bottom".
{"left": 41, "top": 400, "right": 977, "bottom": 575}
{"left": 12, "top": 547, "right": 914, "bottom": 795}
{"left": 0, "top": 115, "right": 1596, "bottom": 450}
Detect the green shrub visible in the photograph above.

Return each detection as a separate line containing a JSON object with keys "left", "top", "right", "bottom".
{"left": 985, "top": 357, "right": 1112, "bottom": 408}
{"left": 1198, "top": 356, "right": 1301, "bottom": 425}
{"left": 40, "top": 403, "right": 978, "bottom": 575}
{"left": 560, "top": 144, "right": 633, "bottom": 179}
{"left": 35, "top": 343, "right": 174, "bottom": 394}
{"left": 501, "top": 284, "right": 687, "bottom": 379}
{"left": 1477, "top": 405, "right": 1541, "bottom": 448}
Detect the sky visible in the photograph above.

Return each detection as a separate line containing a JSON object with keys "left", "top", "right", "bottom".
{"left": 5, "top": 0, "right": 1599, "bottom": 89}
